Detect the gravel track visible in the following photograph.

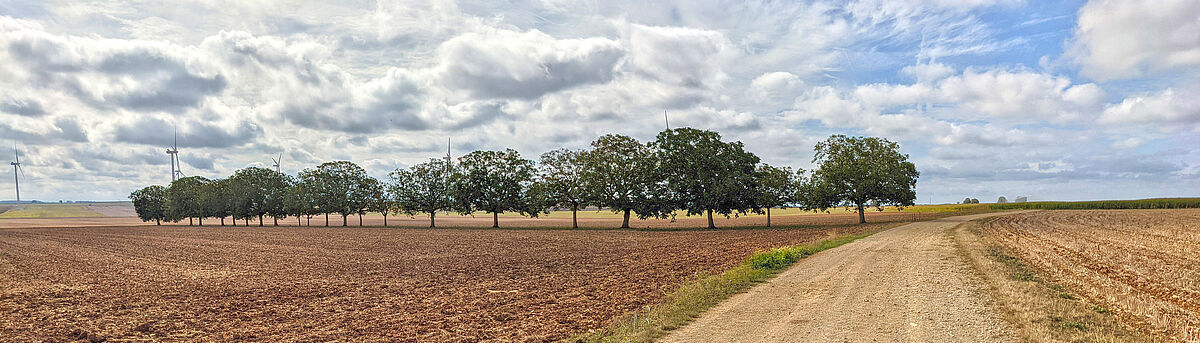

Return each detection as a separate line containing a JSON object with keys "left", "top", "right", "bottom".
{"left": 664, "top": 213, "right": 1017, "bottom": 342}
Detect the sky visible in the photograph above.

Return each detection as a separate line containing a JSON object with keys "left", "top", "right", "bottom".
{"left": 0, "top": 0, "right": 1197, "bottom": 203}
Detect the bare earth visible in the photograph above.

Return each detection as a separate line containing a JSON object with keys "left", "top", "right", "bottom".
{"left": 665, "top": 213, "right": 1017, "bottom": 342}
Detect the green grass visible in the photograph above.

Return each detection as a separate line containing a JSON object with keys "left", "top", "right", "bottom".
{"left": 989, "top": 198, "right": 1200, "bottom": 210}
{"left": 0, "top": 204, "right": 104, "bottom": 218}
{"left": 568, "top": 231, "right": 877, "bottom": 343}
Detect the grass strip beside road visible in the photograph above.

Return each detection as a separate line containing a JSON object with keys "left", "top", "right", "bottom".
{"left": 568, "top": 230, "right": 882, "bottom": 343}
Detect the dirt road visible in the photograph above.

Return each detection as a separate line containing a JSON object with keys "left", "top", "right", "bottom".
{"left": 664, "top": 213, "right": 1017, "bottom": 342}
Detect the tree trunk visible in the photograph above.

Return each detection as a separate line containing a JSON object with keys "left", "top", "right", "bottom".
{"left": 492, "top": 212, "right": 499, "bottom": 228}
{"left": 245, "top": 218, "right": 249, "bottom": 226}
{"left": 343, "top": 214, "right": 348, "bottom": 227}
{"left": 155, "top": 219, "right": 160, "bottom": 225}
{"left": 621, "top": 209, "right": 631, "bottom": 229}
{"left": 274, "top": 216, "right": 278, "bottom": 226}
{"left": 221, "top": 217, "right": 226, "bottom": 226}
{"left": 707, "top": 209, "right": 715, "bottom": 229}
{"left": 189, "top": 217, "right": 193, "bottom": 226}
{"left": 767, "top": 207, "right": 772, "bottom": 227}
{"left": 199, "top": 217, "right": 203, "bottom": 226}
{"left": 233, "top": 217, "right": 237, "bottom": 227}
{"left": 325, "top": 213, "right": 329, "bottom": 227}
{"left": 359, "top": 213, "right": 363, "bottom": 226}
{"left": 857, "top": 203, "right": 866, "bottom": 224}
{"left": 383, "top": 214, "right": 388, "bottom": 227}
{"left": 572, "top": 202, "right": 578, "bottom": 229}
{"left": 259, "top": 214, "right": 264, "bottom": 227}
{"left": 430, "top": 211, "right": 436, "bottom": 228}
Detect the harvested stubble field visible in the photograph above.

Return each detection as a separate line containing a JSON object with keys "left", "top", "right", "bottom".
{"left": 980, "top": 209, "right": 1200, "bottom": 341}
{"left": 0, "top": 222, "right": 893, "bottom": 341}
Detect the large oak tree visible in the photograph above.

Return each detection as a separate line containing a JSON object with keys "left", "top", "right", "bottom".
{"left": 652, "top": 128, "right": 762, "bottom": 229}
{"left": 580, "top": 134, "right": 661, "bottom": 228}
{"left": 755, "top": 164, "right": 799, "bottom": 227}
{"left": 538, "top": 148, "right": 588, "bottom": 228}
{"left": 451, "top": 149, "right": 540, "bottom": 228}
{"left": 129, "top": 185, "right": 167, "bottom": 225}
{"left": 389, "top": 158, "right": 452, "bottom": 227}
{"left": 805, "top": 135, "right": 919, "bottom": 223}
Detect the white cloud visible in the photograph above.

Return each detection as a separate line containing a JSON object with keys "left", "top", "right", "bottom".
{"left": 623, "top": 23, "right": 731, "bottom": 90}
{"left": 748, "top": 71, "right": 803, "bottom": 102}
{"left": 1110, "top": 137, "right": 1144, "bottom": 149}
{"left": 1072, "top": 0, "right": 1200, "bottom": 79}
{"left": 937, "top": 68, "right": 1105, "bottom": 122}
{"left": 1099, "top": 88, "right": 1200, "bottom": 130}
{"left": 435, "top": 28, "right": 624, "bottom": 100}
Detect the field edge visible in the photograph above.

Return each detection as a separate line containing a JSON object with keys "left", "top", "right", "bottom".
{"left": 565, "top": 224, "right": 895, "bottom": 343}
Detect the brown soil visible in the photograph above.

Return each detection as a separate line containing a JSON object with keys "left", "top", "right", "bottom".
{"left": 980, "top": 209, "right": 1200, "bottom": 342}
{"left": 0, "top": 223, "right": 892, "bottom": 342}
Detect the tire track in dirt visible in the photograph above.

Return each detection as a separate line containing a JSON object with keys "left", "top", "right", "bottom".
{"left": 664, "top": 213, "right": 1018, "bottom": 342}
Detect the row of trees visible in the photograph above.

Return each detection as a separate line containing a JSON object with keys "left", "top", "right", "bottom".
{"left": 131, "top": 129, "right": 919, "bottom": 229}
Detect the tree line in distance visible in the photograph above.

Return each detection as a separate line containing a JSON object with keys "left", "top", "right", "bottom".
{"left": 130, "top": 128, "right": 919, "bottom": 229}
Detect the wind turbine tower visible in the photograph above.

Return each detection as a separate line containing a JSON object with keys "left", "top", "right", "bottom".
{"left": 166, "top": 129, "right": 183, "bottom": 182}
{"left": 271, "top": 153, "right": 282, "bottom": 173}
{"left": 9, "top": 148, "right": 22, "bottom": 202}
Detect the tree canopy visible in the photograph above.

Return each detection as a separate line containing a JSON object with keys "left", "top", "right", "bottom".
{"left": 806, "top": 135, "right": 918, "bottom": 223}
{"left": 652, "top": 128, "right": 762, "bottom": 229}
{"left": 300, "top": 161, "right": 374, "bottom": 226}
{"left": 755, "top": 164, "right": 799, "bottom": 227}
{"left": 580, "top": 134, "right": 662, "bottom": 228}
{"left": 390, "top": 158, "right": 453, "bottom": 227}
{"left": 451, "top": 149, "right": 540, "bottom": 228}
{"left": 165, "top": 176, "right": 210, "bottom": 225}
{"left": 538, "top": 148, "right": 587, "bottom": 228}
{"left": 129, "top": 185, "right": 167, "bottom": 225}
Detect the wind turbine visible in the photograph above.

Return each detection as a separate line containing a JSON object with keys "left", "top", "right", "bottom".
{"left": 445, "top": 137, "right": 452, "bottom": 215}
{"left": 10, "top": 147, "right": 23, "bottom": 202}
{"left": 270, "top": 153, "right": 282, "bottom": 173}
{"left": 664, "top": 110, "right": 670, "bottom": 130}
{"left": 166, "top": 128, "right": 184, "bottom": 182}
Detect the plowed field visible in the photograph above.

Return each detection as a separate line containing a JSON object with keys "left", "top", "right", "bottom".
{"left": 0, "top": 223, "right": 891, "bottom": 341}
{"left": 980, "top": 210, "right": 1200, "bottom": 341}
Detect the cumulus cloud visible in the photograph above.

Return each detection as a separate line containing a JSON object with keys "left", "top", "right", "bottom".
{"left": 624, "top": 24, "right": 730, "bottom": 90}
{"left": 790, "top": 66, "right": 1108, "bottom": 138}
{"left": 937, "top": 68, "right": 1105, "bottom": 121}
{"left": 436, "top": 29, "right": 624, "bottom": 100}
{"left": 1071, "top": 0, "right": 1200, "bottom": 79}
{"left": 0, "top": 25, "right": 226, "bottom": 113}
{"left": 1, "top": 1, "right": 1197, "bottom": 203}
{"left": 0, "top": 98, "right": 45, "bottom": 116}
{"left": 113, "top": 115, "right": 262, "bottom": 148}
{"left": 0, "top": 117, "right": 89, "bottom": 144}
{"left": 1099, "top": 88, "right": 1200, "bottom": 130}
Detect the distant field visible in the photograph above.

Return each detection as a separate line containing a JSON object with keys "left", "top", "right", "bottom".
{"left": 0, "top": 204, "right": 103, "bottom": 218}
{"left": 989, "top": 198, "right": 1200, "bottom": 210}
{"left": 0, "top": 202, "right": 138, "bottom": 219}
{"left": 980, "top": 210, "right": 1200, "bottom": 341}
